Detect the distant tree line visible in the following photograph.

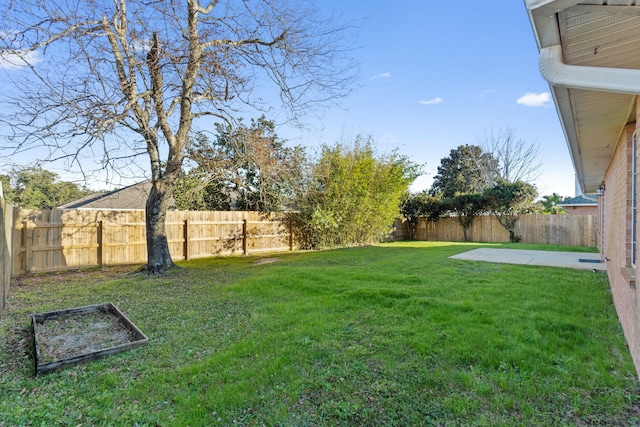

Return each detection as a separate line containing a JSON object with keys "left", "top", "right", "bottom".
{"left": 175, "top": 118, "right": 420, "bottom": 249}
{"left": 2, "top": 118, "right": 420, "bottom": 251}
{"left": 0, "top": 166, "right": 93, "bottom": 209}
{"left": 402, "top": 143, "right": 543, "bottom": 242}
{"left": 2, "top": 124, "right": 565, "bottom": 249}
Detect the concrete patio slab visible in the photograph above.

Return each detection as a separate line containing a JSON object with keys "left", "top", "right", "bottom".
{"left": 449, "top": 248, "right": 606, "bottom": 271}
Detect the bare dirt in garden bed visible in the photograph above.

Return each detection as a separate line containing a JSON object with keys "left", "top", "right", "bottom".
{"left": 35, "top": 309, "right": 139, "bottom": 364}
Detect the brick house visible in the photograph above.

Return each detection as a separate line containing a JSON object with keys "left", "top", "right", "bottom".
{"left": 525, "top": 0, "right": 640, "bottom": 378}
{"left": 559, "top": 194, "right": 598, "bottom": 216}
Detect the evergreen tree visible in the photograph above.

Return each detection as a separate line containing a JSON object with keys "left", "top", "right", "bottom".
{"left": 485, "top": 180, "right": 537, "bottom": 242}
{"left": 430, "top": 145, "right": 500, "bottom": 198}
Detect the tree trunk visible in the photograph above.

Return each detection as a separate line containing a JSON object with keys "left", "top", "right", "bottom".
{"left": 497, "top": 215, "right": 520, "bottom": 243}
{"left": 144, "top": 178, "right": 176, "bottom": 275}
{"left": 458, "top": 217, "right": 472, "bottom": 242}
{"left": 407, "top": 220, "right": 416, "bottom": 240}
{"left": 462, "top": 226, "right": 469, "bottom": 242}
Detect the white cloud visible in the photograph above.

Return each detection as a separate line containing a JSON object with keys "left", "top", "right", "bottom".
{"left": 419, "top": 97, "right": 443, "bottom": 105}
{"left": 479, "top": 89, "right": 494, "bottom": 98}
{"left": 0, "top": 50, "right": 41, "bottom": 70}
{"left": 132, "top": 38, "right": 152, "bottom": 53}
{"left": 371, "top": 72, "right": 391, "bottom": 80}
{"left": 0, "top": 30, "right": 41, "bottom": 70}
{"left": 517, "top": 92, "right": 551, "bottom": 107}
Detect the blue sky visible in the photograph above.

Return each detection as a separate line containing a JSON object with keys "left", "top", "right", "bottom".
{"left": 282, "top": 0, "right": 576, "bottom": 197}
{"left": 0, "top": 1, "right": 576, "bottom": 198}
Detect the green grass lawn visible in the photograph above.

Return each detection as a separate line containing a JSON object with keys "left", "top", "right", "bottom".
{"left": 1, "top": 241, "right": 638, "bottom": 426}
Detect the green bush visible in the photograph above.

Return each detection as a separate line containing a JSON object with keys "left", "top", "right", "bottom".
{"left": 401, "top": 192, "right": 444, "bottom": 240}
{"left": 292, "top": 136, "right": 419, "bottom": 249}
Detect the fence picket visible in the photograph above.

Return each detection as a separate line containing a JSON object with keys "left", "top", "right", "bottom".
{"left": 392, "top": 214, "right": 598, "bottom": 247}
{"left": 12, "top": 209, "right": 295, "bottom": 276}
{"left": 12, "top": 209, "right": 599, "bottom": 276}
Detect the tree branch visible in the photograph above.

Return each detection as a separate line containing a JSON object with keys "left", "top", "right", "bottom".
{"left": 202, "top": 31, "right": 287, "bottom": 50}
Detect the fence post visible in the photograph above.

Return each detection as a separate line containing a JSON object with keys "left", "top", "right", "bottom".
{"left": 0, "top": 198, "right": 11, "bottom": 314}
{"left": 289, "top": 217, "right": 294, "bottom": 251}
{"left": 243, "top": 219, "right": 249, "bottom": 256}
{"left": 183, "top": 219, "right": 190, "bottom": 261}
{"left": 97, "top": 221, "right": 105, "bottom": 267}
{"left": 24, "top": 220, "right": 34, "bottom": 276}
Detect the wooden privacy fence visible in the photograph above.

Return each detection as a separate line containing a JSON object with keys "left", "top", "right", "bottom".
{"left": 0, "top": 196, "right": 12, "bottom": 314}
{"left": 400, "top": 214, "right": 598, "bottom": 247}
{"left": 12, "top": 209, "right": 295, "bottom": 276}
{"left": 10, "top": 208, "right": 598, "bottom": 276}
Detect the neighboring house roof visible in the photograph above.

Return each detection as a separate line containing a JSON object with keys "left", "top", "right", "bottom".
{"left": 57, "top": 181, "right": 170, "bottom": 210}
{"left": 57, "top": 192, "right": 109, "bottom": 208}
{"left": 559, "top": 193, "right": 598, "bottom": 207}
{"left": 525, "top": 1, "right": 640, "bottom": 193}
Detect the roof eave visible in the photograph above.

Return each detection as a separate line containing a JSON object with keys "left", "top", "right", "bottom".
{"left": 525, "top": 0, "right": 588, "bottom": 191}
{"left": 524, "top": 0, "right": 640, "bottom": 193}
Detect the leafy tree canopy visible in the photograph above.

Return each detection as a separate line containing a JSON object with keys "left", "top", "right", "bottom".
{"left": 430, "top": 144, "right": 500, "bottom": 198}
{"left": 444, "top": 192, "right": 488, "bottom": 242}
{"left": 2, "top": 166, "right": 93, "bottom": 209}
{"left": 401, "top": 192, "right": 443, "bottom": 240}
{"left": 179, "top": 116, "right": 306, "bottom": 212}
{"left": 485, "top": 180, "right": 537, "bottom": 242}
{"left": 536, "top": 193, "right": 567, "bottom": 214}
{"left": 0, "top": 175, "right": 14, "bottom": 202}
{"left": 174, "top": 167, "right": 232, "bottom": 211}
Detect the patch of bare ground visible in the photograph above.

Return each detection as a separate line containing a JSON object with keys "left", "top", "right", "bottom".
{"left": 10, "top": 265, "right": 141, "bottom": 290}
{"left": 254, "top": 258, "right": 279, "bottom": 266}
{"left": 34, "top": 309, "right": 137, "bottom": 363}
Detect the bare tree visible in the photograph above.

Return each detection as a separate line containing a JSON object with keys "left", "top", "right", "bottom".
{"left": 0, "top": 0, "right": 356, "bottom": 274}
{"left": 477, "top": 127, "right": 542, "bottom": 184}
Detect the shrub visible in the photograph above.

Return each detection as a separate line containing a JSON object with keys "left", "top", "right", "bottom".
{"left": 292, "top": 136, "right": 419, "bottom": 249}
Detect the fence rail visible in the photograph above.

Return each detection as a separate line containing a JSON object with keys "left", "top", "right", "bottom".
{"left": 9, "top": 208, "right": 599, "bottom": 277}
{"left": 396, "top": 214, "right": 598, "bottom": 247}
{"left": 12, "top": 209, "right": 294, "bottom": 276}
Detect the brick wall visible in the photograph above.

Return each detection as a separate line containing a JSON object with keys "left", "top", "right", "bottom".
{"left": 564, "top": 205, "right": 598, "bottom": 216}
{"left": 601, "top": 121, "right": 640, "bottom": 375}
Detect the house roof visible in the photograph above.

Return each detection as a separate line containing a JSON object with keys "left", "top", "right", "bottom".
{"left": 57, "top": 181, "right": 167, "bottom": 210}
{"left": 56, "top": 192, "right": 109, "bottom": 208}
{"left": 525, "top": 0, "right": 640, "bottom": 193}
{"left": 559, "top": 193, "right": 598, "bottom": 206}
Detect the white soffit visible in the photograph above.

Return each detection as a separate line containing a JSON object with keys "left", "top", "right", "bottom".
{"left": 526, "top": 0, "right": 640, "bottom": 193}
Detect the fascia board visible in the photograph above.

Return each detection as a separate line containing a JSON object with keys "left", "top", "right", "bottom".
{"left": 549, "top": 85, "right": 587, "bottom": 192}
{"left": 525, "top": 0, "right": 581, "bottom": 48}
{"left": 525, "top": 0, "right": 581, "bottom": 12}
